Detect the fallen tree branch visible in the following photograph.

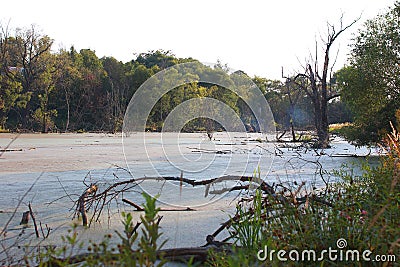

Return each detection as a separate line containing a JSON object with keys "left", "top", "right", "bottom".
{"left": 189, "top": 147, "right": 231, "bottom": 154}
{"left": 122, "top": 198, "right": 195, "bottom": 211}
{"left": 122, "top": 198, "right": 144, "bottom": 211}
{"left": 72, "top": 174, "right": 275, "bottom": 226}
{"left": 0, "top": 148, "right": 23, "bottom": 152}
{"left": 28, "top": 203, "right": 39, "bottom": 238}
{"left": 76, "top": 184, "right": 98, "bottom": 226}
{"left": 330, "top": 153, "right": 370, "bottom": 158}
{"left": 295, "top": 195, "right": 333, "bottom": 207}
{"left": 39, "top": 222, "right": 51, "bottom": 239}
{"left": 46, "top": 245, "right": 231, "bottom": 266}
{"left": 0, "top": 133, "right": 20, "bottom": 158}
{"left": 276, "top": 130, "right": 287, "bottom": 141}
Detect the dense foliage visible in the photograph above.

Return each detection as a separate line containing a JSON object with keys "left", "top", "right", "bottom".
{"left": 0, "top": 26, "right": 352, "bottom": 134}
{"left": 208, "top": 130, "right": 400, "bottom": 266}
{"left": 337, "top": 1, "right": 400, "bottom": 145}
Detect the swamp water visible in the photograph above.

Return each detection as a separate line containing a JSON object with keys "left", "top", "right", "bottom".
{"left": 0, "top": 132, "right": 379, "bottom": 260}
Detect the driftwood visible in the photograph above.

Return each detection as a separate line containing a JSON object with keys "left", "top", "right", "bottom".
{"left": 189, "top": 147, "right": 231, "bottom": 154}
{"left": 330, "top": 153, "right": 370, "bottom": 158}
{"left": 122, "top": 198, "right": 195, "bottom": 212}
{"left": 205, "top": 213, "right": 242, "bottom": 246}
{"left": 55, "top": 189, "right": 335, "bottom": 265}
{"left": 0, "top": 148, "right": 23, "bottom": 152}
{"left": 32, "top": 139, "right": 352, "bottom": 266}
{"left": 122, "top": 198, "right": 144, "bottom": 211}
{"left": 77, "top": 184, "right": 98, "bottom": 226}
{"left": 73, "top": 174, "right": 275, "bottom": 227}
{"left": 46, "top": 246, "right": 230, "bottom": 266}
{"left": 0, "top": 133, "right": 20, "bottom": 158}
{"left": 28, "top": 203, "right": 39, "bottom": 238}
{"left": 160, "top": 246, "right": 230, "bottom": 262}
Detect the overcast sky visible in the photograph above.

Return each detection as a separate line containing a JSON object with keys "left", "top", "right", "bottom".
{"left": 0, "top": 0, "right": 395, "bottom": 79}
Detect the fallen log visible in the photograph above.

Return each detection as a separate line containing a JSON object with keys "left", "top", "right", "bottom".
{"left": 189, "top": 147, "right": 231, "bottom": 154}
{"left": 0, "top": 133, "right": 21, "bottom": 158}
{"left": 0, "top": 148, "right": 23, "bottom": 152}
{"left": 330, "top": 153, "right": 368, "bottom": 158}
{"left": 294, "top": 195, "right": 333, "bottom": 207}
{"left": 46, "top": 246, "right": 231, "bottom": 265}
{"left": 159, "top": 246, "right": 229, "bottom": 262}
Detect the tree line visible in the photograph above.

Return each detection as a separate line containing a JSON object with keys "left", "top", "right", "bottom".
{"left": 0, "top": 25, "right": 346, "bottom": 135}
{"left": 0, "top": 1, "right": 399, "bottom": 147}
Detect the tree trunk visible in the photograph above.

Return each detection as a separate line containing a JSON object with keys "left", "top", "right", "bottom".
{"left": 319, "top": 100, "right": 330, "bottom": 148}
{"left": 314, "top": 106, "right": 329, "bottom": 148}
{"left": 307, "top": 65, "right": 330, "bottom": 148}
{"left": 42, "top": 110, "right": 47, "bottom": 133}
{"left": 290, "top": 119, "right": 296, "bottom": 142}
{"left": 65, "top": 88, "right": 70, "bottom": 132}
{"left": 311, "top": 91, "right": 329, "bottom": 148}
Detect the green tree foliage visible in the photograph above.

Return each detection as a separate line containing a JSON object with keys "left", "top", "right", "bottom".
{"left": 0, "top": 23, "right": 352, "bottom": 133}
{"left": 0, "top": 25, "right": 54, "bottom": 130}
{"left": 0, "top": 72, "right": 23, "bottom": 129}
{"left": 338, "top": 2, "right": 400, "bottom": 145}
{"left": 136, "top": 50, "right": 177, "bottom": 70}
{"left": 102, "top": 56, "right": 130, "bottom": 132}
{"left": 255, "top": 77, "right": 315, "bottom": 133}
{"left": 32, "top": 48, "right": 58, "bottom": 133}
{"left": 50, "top": 48, "right": 81, "bottom": 132}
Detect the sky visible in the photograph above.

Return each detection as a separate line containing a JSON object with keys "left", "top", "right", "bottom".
{"left": 0, "top": 0, "right": 395, "bottom": 79}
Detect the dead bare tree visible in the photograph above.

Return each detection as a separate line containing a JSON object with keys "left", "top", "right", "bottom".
{"left": 286, "top": 15, "right": 360, "bottom": 148}
{"left": 280, "top": 73, "right": 304, "bottom": 142}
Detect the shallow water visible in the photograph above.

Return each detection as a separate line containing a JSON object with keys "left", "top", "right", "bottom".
{"left": 0, "top": 132, "right": 379, "bottom": 262}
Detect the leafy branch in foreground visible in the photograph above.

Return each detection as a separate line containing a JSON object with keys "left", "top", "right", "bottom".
{"left": 32, "top": 193, "right": 166, "bottom": 266}
{"left": 137, "top": 193, "right": 166, "bottom": 267}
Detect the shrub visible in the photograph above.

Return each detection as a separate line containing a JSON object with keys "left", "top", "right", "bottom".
{"left": 25, "top": 192, "right": 166, "bottom": 266}
{"left": 209, "top": 129, "right": 400, "bottom": 266}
